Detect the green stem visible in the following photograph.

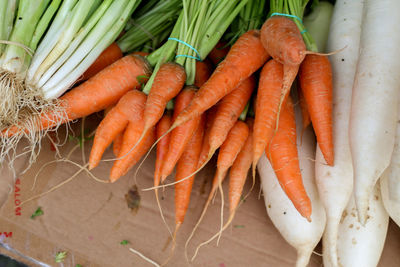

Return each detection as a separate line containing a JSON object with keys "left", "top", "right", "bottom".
{"left": 30, "top": 0, "right": 62, "bottom": 50}
{"left": 1, "top": 0, "right": 51, "bottom": 74}
{"left": 303, "top": 1, "right": 333, "bottom": 52}
{"left": 239, "top": 102, "right": 250, "bottom": 121}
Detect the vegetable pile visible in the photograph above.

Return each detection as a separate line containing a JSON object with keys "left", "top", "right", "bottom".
{"left": 3, "top": 0, "right": 400, "bottom": 266}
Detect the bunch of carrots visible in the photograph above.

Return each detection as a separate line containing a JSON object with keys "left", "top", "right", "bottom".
{"left": 5, "top": 0, "right": 334, "bottom": 262}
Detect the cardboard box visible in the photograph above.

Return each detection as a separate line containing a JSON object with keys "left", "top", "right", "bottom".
{"left": 0, "top": 119, "right": 399, "bottom": 267}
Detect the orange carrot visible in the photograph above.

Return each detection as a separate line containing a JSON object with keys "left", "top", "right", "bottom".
{"left": 171, "top": 30, "right": 269, "bottom": 130}
{"left": 88, "top": 90, "right": 147, "bottom": 170}
{"left": 298, "top": 83, "right": 311, "bottom": 130}
{"left": 208, "top": 41, "right": 230, "bottom": 65}
{"left": 260, "top": 15, "right": 306, "bottom": 121}
{"left": 299, "top": 54, "right": 333, "bottom": 165}
{"left": 103, "top": 104, "right": 123, "bottom": 157}
{"left": 142, "top": 62, "right": 186, "bottom": 137}
{"left": 208, "top": 76, "right": 255, "bottom": 157}
{"left": 109, "top": 123, "right": 156, "bottom": 183}
{"left": 194, "top": 60, "right": 212, "bottom": 88}
{"left": 113, "top": 132, "right": 124, "bottom": 157}
{"left": 82, "top": 43, "right": 123, "bottom": 80}
{"left": 175, "top": 114, "right": 206, "bottom": 227}
{"left": 197, "top": 107, "right": 218, "bottom": 168}
{"left": 154, "top": 113, "right": 172, "bottom": 187}
{"left": 253, "top": 59, "right": 288, "bottom": 174}
{"left": 211, "top": 121, "right": 249, "bottom": 199}
{"left": 160, "top": 87, "right": 200, "bottom": 182}
{"left": 191, "top": 118, "right": 254, "bottom": 255}
{"left": 229, "top": 118, "right": 254, "bottom": 215}
{"left": 265, "top": 96, "right": 312, "bottom": 220}
{"left": 4, "top": 55, "right": 151, "bottom": 137}
{"left": 185, "top": 120, "right": 249, "bottom": 252}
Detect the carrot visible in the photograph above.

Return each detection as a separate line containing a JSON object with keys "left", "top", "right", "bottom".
{"left": 253, "top": 59, "right": 287, "bottom": 176}
{"left": 261, "top": 16, "right": 306, "bottom": 66}
{"left": 160, "top": 87, "right": 200, "bottom": 182}
{"left": 4, "top": 54, "right": 151, "bottom": 137}
{"left": 154, "top": 113, "right": 172, "bottom": 188}
{"left": 194, "top": 60, "right": 212, "bottom": 87}
{"left": 190, "top": 119, "right": 254, "bottom": 259}
{"left": 113, "top": 132, "right": 124, "bottom": 157}
{"left": 175, "top": 114, "right": 206, "bottom": 228}
{"left": 109, "top": 123, "right": 156, "bottom": 183}
{"left": 208, "top": 76, "right": 255, "bottom": 157}
{"left": 153, "top": 112, "right": 173, "bottom": 237}
{"left": 299, "top": 54, "right": 333, "bottom": 165}
{"left": 171, "top": 30, "right": 269, "bottom": 130}
{"left": 265, "top": 96, "right": 312, "bottom": 221}
{"left": 298, "top": 83, "right": 311, "bottom": 130}
{"left": 103, "top": 105, "right": 124, "bottom": 157}
{"left": 208, "top": 40, "right": 230, "bottom": 65}
{"left": 143, "top": 62, "right": 186, "bottom": 134}
{"left": 88, "top": 90, "right": 147, "bottom": 170}
{"left": 229, "top": 118, "right": 254, "bottom": 215}
{"left": 260, "top": 15, "right": 306, "bottom": 123}
{"left": 185, "top": 120, "right": 249, "bottom": 256}
{"left": 82, "top": 43, "right": 123, "bottom": 81}
{"left": 197, "top": 107, "right": 218, "bottom": 168}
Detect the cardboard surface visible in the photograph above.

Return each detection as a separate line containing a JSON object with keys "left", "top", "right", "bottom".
{"left": 0, "top": 119, "right": 399, "bottom": 267}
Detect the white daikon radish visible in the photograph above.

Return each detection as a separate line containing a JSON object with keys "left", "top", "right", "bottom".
{"left": 337, "top": 184, "right": 388, "bottom": 267}
{"left": 381, "top": 173, "right": 400, "bottom": 227}
{"left": 349, "top": 0, "right": 400, "bottom": 225}
{"left": 315, "top": 1, "right": 364, "bottom": 266}
{"left": 258, "top": 105, "right": 326, "bottom": 267}
{"left": 380, "top": 105, "right": 400, "bottom": 226}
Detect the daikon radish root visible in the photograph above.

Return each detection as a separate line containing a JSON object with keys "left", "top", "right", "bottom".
{"left": 381, "top": 172, "right": 400, "bottom": 227}
{"left": 315, "top": 0, "right": 364, "bottom": 266}
{"left": 258, "top": 104, "right": 326, "bottom": 267}
{"left": 350, "top": 0, "right": 400, "bottom": 225}
{"left": 380, "top": 104, "right": 400, "bottom": 227}
{"left": 337, "top": 185, "right": 389, "bottom": 267}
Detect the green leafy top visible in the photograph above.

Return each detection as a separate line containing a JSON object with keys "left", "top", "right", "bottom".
{"left": 55, "top": 251, "right": 67, "bottom": 263}
{"left": 30, "top": 207, "right": 43, "bottom": 219}
{"left": 120, "top": 240, "right": 129, "bottom": 245}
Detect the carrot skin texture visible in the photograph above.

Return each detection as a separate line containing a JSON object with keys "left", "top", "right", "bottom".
{"left": 197, "top": 107, "right": 218, "bottom": 168}
{"left": 88, "top": 90, "right": 147, "bottom": 169}
{"left": 113, "top": 132, "right": 124, "bottom": 157}
{"left": 175, "top": 114, "right": 206, "bottom": 225}
{"left": 208, "top": 76, "right": 255, "bottom": 153}
{"left": 300, "top": 55, "right": 333, "bottom": 165}
{"left": 211, "top": 121, "right": 249, "bottom": 192}
{"left": 143, "top": 62, "right": 186, "bottom": 132}
{"left": 154, "top": 113, "right": 172, "bottom": 187}
{"left": 82, "top": 43, "right": 123, "bottom": 80}
{"left": 172, "top": 30, "right": 269, "bottom": 128}
{"left": 110, "top": 124, "right": 156, "bottom": 182}
{"left": 160, "top": 87, "right": 200, "bottom": 182}
{"left": 208, "top": 40, "right": 230, "bottom": 65}
{"left": 298, "top": 84, "right": 311, "bottom": 130}
{"left": 229, "top": 119, "right": 253, "bottom": 215}
{"left": 266, "top": 97, "right": 312, "bottom": 220}
{"left": 194, "top": 60, "right": 212, "bottom": 88}
{"left": 261, "top": 16, "right": 306, "bottom": 66}
{"left": 253, "top": 59, "right": 287, "bottom": 168}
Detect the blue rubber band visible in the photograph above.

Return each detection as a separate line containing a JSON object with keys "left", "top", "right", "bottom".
{"left": 270, "top": 12, "right": 307, "bottom": 35}
{"left": 270, "top": 12, "right": 303, "bottom": 23}
{"left": 168, "top": 37, "right": 201, "bottom": 61}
